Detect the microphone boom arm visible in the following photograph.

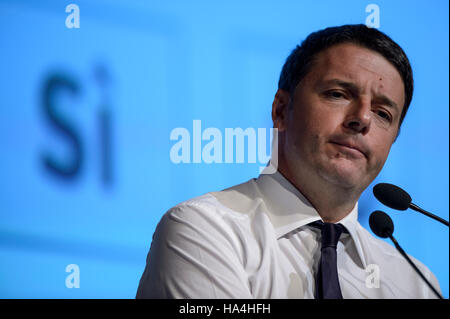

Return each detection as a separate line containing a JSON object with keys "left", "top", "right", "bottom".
{"left": 410, "top": 203, "right": 449, "bottom": 227}
{"left": 388, "top": 234, "right": 444, "bottom": 299}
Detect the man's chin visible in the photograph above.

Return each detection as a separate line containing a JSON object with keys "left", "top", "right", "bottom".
{"left": 318, "top": 165, "right": 367, "bottom": 190}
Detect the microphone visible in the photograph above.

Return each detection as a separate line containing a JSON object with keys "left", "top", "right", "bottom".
{"left": 373, "top": 183, "right": 449, "bottom": 227}
{"left": 369, "top": 210, "right": 443, "bottom": 299}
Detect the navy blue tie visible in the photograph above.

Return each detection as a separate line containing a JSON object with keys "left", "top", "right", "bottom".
{"left": 309, "top": 221, "right": 346, "bottom": 299}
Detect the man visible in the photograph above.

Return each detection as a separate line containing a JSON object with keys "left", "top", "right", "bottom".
{"left": 136, "top": 24, "right": 441, "bottom": 298}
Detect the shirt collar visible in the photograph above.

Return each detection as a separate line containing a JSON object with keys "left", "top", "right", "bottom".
{"left": 257, "top": 164, "right": 368, "bottom": 268}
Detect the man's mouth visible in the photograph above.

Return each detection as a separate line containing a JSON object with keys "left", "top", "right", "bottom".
{"left": 329, "top": 140, "right": 368, "bottom": 158}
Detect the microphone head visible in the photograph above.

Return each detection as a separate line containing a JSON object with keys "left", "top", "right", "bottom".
{"left": 373, "top": 183, "right": 411, "bottom": 211}
{"left": 369, "top": 210, "right": 394, "bottom": 238}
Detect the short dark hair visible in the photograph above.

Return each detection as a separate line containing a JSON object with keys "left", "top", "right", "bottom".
{"left": 278, "top": 24, "right": 413, "bottom": 128}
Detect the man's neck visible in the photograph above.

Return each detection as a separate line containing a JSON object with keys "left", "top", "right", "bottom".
{"left": 277, "top": 164, "right": 359, "bottom": 223}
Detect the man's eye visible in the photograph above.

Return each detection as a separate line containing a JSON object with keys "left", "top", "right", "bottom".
{"left": 376, "top": 110, "right": 391, "bottom": 121}
{"left": 326, "top": 91, "right": 345, "bottom": 99}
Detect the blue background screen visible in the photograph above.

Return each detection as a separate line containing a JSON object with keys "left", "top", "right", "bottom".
{"left": 0, "top": 0, "right": 448, "bottom": 298}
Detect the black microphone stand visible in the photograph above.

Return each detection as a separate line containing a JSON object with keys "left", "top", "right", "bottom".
{"left": 388, "top": 234, "right": 444, "bottom": 299}
{"left": 409, "top": 203, "right": 449, "bottom": 227}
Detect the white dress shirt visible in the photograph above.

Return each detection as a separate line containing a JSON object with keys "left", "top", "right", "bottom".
{"left": 136, "top": 167, "right": 441, "bottom": 299}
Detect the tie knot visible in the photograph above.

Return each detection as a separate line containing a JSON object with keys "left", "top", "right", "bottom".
{"left": 321, "top": 222, "right": 344, "bottom": 249}
{"left": 309, "top": 221, "right": 345, "bottom": 249}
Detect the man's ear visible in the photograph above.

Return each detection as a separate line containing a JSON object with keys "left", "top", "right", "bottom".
{"left": 272, "top": 89, "right": 290, "bottom": 132}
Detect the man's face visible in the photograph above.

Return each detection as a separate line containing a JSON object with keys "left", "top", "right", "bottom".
{"left": 275, "top": 43, "right": 405, "bottom": 192}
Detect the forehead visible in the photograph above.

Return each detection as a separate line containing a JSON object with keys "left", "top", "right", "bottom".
{"left": 304, "top": 43, "right": 405, "bottom": 105}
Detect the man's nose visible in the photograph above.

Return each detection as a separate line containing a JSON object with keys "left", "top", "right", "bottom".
{"left": 343, "top": 97, "right": 371, "bottom": 135}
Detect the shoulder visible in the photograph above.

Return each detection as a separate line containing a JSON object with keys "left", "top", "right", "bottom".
{"left": 155, "top": 178, "right": 264, "bottom": 246}
{"left": 165, "top": 177, "right": 263, "bottom": 224}
{"left": 137, "top": 181, "right": 261, "bottom": 298}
